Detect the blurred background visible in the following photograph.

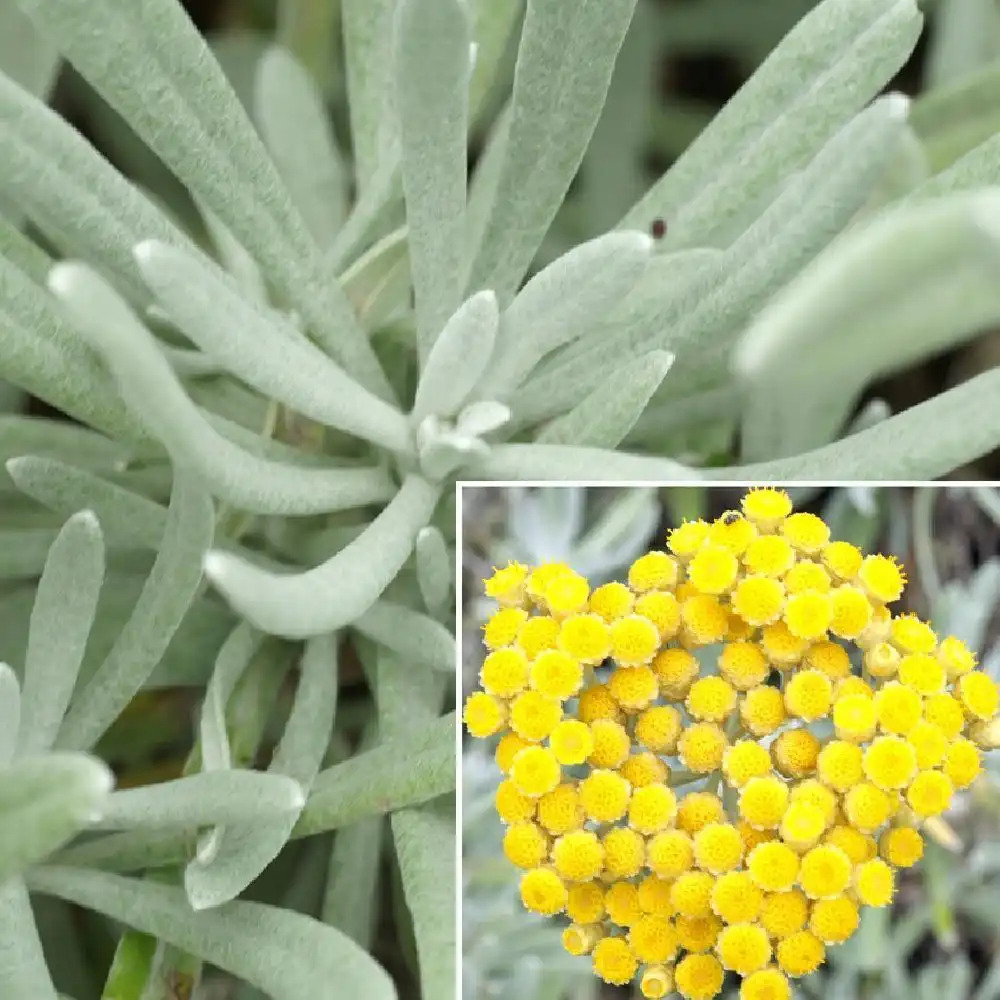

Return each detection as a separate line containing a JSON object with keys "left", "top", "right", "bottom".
{"left": 12, "top": 0, "right": 1000, "bottom": 476}
{"left": 461, "top": 485, "right": 1000, "bottom": 1000}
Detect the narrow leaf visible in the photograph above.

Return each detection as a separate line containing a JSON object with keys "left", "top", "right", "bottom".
{"left": 737, "top": 190, "right": 1000, "bottom": 460}
{"left": 323, "top": 814, "right": 384, "bottom": 950}
{"left": 0, "top": 753, "right": 113, "bottom": 883}
{"left": 204, "top": 475, "right": 441, "bottom": 638}
{"left": 0, "top": 212, "right": 50, "bottom": 285}
{"left": 56, "top": 470, "right": 214, "bottom": 752}
{"left": 49, "top": 264, "right": 394, "bottom": 515}
{"left": 297, "top": 711, "right": 456, "bottom": 835}
{"left": 0, "top": 5, "right": 58, "bottom": 97}
{"left": 28, "top": 868, "right": 397, "bottom": 1000}
{"left": 480, "top": 230, "right": 653, "bottom": 397}
{"left": 395, "top": 0, "right": 470, "bottom": 361}
{"left": 354, "top": 600, "right": 455, "bottom": 672}
{"left": 0, "top": 879, "right": 59, "bottom": 1000}
{"left": 622, "top": 0, "right": 922, "bottom": 246}
{"left": 256, "top": 46, "right": 347, "bottom": 247}
{"left": 185, "top": 633, "right": 338, "bottom": 910}
{"left": 342, "top": 0, "right": 398, "bottom": 193}
{"left": 415, "top": 526, "right": 452, "bottom": 617}
{"left": 95, "top": 771, "right": 305, "bottom": 830}
{"left": 536, "top": 350, "right": 674, "bottom": 448}
{"left": 18, "top": 511, "right": 105, "bottom": 756}
{"left": 471, "top": 443, "right": 696, "bottom": 481}
{"left": 7, "top": 456, "right": 167, "bottom": 550}
{"left": 412, "top": 290, "right": 499, "bottom": 421}
{"left": 341, "top": 226, "right": 412, "bottom": 331}
{"left": 469, "top": 0, "right": 523, "bottom": 121}
{"left": 17, "top": 0, "right": 388, "bottom": 394}
{"left": 465, "top": 0, "right": 638, "bottom": 303}
{"left": 0, "top": 664, "right": 20, "bottom": 766}
{"left": 135, "top": 241, "right": 411, "bottom": 451}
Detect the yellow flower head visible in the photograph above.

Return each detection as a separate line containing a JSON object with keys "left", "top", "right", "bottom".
{"left": 589, "top": 581, "right": 634, "bottom": 621}
{"left": 628, "top": 783, "right": 678, "bottom": 835}
{"left": 628, "top": 914, "right": 678, "bottom": 964}
{"left": 715, "top": 922, "right": 772, "bottom": 976}
{"left": 636, "top": 590, "right": 682, "bottom": 639}
{"left": 808, "top": 895, "right": 859, "bottom": 944}
{"left": 675, "top": 952, "right": 725, "bottom": 1000}
{"left": 879, "top": 826, "right": 924, "bottom": 868}
{"left": 829, "top": 585, "right": 873, "bottom": 639}
{"left": 496, "top": 778, "right": 537, "bottom": 824}
{"left": 772, "top": 728, "right": 821, "bottom": 778}
{"left": 743, "top": 535, "right": 796, "bottom": 577}
{"left": 798, "top": 844, "right": 851, "bottom": 900}
{"left": 558, "top": 613, "right": 611, "bottom": 664}
{"left": 536, "top": 784, "right": 584, "bottom": 835}
{"left": 609, "top": 615, "right": 661, "bottom": 666}
{"left": 719, "top": 642, "right": 770, "bottom": 691}
{"left": 637, "top": 874, "right": 675, "bottom": 916}
{"left": 853, "top": 858, "right": 894, "bottom": 907}
{"left": 677, "top": 791, "right": 726, "bottom": 835}
{"left": 549, "top": 719, "right": 594, "bottom": 766}
{"left": 640, "top": 964, "right": 675, "bottom": 999}
{"left": 675, "top": 914, "right": 723, "bottom": 954}
{"left": 937, "top": 635, "right": 976, "bottom": 680}
{"left": 784, "top": 561, "right": 831, "bottom": 595}
{"left": 711, "top": 871, "right": 763, "bottom": 923}
{"left": 463, "top": 691, "right": 506, "bottom": 738}
{"left": 620, "top": 751, "right": 670, "bottom": 788}
{"left": 816, "top": 740, "right": 864, "bottom": 793}
{"left": 822, "top": 540, "right": 863, "bottom": 580}
{"left": 529, "top": 649, "right": 584, "bottom": 700}
{"left": 605, "top": 881, "right": 643, "bottom": 926}
{"left": 741, "top": 686, "right": 787, "bottom": 736}
{"left": 566, "top": 881, "right": 606, "bottom": 924}
{"left": 759, "top": 889, "right": 808, "bottom": 939}
{"left": 864, "top": 641, "right": 900, "bottom": 680}
{"left": 484, "top": 561, "right": 529, "bottom": 605}
{"left": 741, "top": 968, "right": 791, "bottom": 1000}
{"left": 588, "top": 719, "right": 631, "bottom": 769}
{"left": 944, "top": 736, "right": 982, "bottom": 788}
{"left": 890, "top": 614, "right": 938, "bottom": 655}
{"left": 602, "top": 826, "right": 646, "bottom": 878}
{"left": 667, "top": 521, "right": 710, "bottom": 561}
{"left": 517, "top": 614, "right": 560, "bottom": 658}
{"left": 775, "top": 930, "right": 825, "bottom": 978}
{"left": 509, "top": 689, "right": 561, "bottom": 741}
{"left": 496, "top": 732, "right": 533, "bottom": 774}
{"left": 898, "top": 653, "right": 946, "bottom": 696}
{"left": 520, "top": 867, "right": 567, "bottom": 915}
{"left": 857, "top": 554, "right": 906, "bottom": 603}
{"left": 732, "top": 577, "right": 786, "bottom": 628}
{"left": 510, "top": 746, "right": 562, "bottom": 798}
{"left": 784, "top": 670, "right": 833, "bottom": 722}
{"left": 630, "top": 550, "right": 680, "bottom": 591}
{"left": 671, "top": 871, "right": 716, "bottom": 918}
{"left": 907, "top": 719, "right": 948, "bottom": 770}
{"left": 862, "top": 735, "right": 917, "bottom": 791}
{"left": 577, "top": 682, "right": 622, "bottom": 724}
{"left": 760, "top": 621, "right": 809, "bottom": 667}
{"left": 544, "top": 571, "right": 591, "bottom": 618}
{"left": 709, "top": 511, "right": 757, "bottom": 555}
{"left": 832, "top": 692, "right": 877, "bottom": 743}
{"left": 781, "top": 512, "right": 830, "bottom": 553}
{"left": 608, "top": 664, "right": 659, "bottom": 711}
{"left": 906, "top": 769, "right": 953, "bottom": 818}
{"left": 579, "top": 769, "right": 631, "bottom": 822}
{"left": 679, "top": 722, "right": 728, "bottom": 774}
{"left": 740, "top": 776, "right": 790, "bottom": 832}
{"left": 924, "top": 693, "right": 966, "bottom": 739}
{"left": 874, "top": 681, "right": 923, "bottom": 735}
{"left": 652, "top": 648, "right": 700, "bottom": 698}
{"left": 804, "top": 641, "right": 851, "bottom": 681}
{"left": 562, "top": 922, "right": 602, "bottom": 956}
{"left": 783, "top": 590, "right": 832, "bottom": 641}
{"left": 842, "top": 782, "right": 893, "bottom": 833}
{"left": 958, "top": 671, "right": 1000, "bottom": 721}
{"left": 648, "top": 828, "right": 695, "bottom": 878}
{"left": 503, "top": 821, "right": 550, "bottom": 869}
{"left": 552, "top": 829, "right": 605, "bottom": 882}
{"left": 681, "top": 594, "right": 730, "bottom": 646}
{"left": 525, "top": 562, "right": 572, "bottom": 604}
{"left": 687, "top": 676, "right": 738, "bottom": 723}
{"left": 591, "top": 936, "right": 638, "bottom": 985}
{"left": 723, "top": 740, "right": 773, "bottom": 788}
{"left": 635, "top": 704, "right": 683, "bottom": 754}
{"left": 480, "top": 647, "right": 530, "bottom": 697}
{"left": 483, "top": 606, "right": 529, "bottom": 649}
{"left": 779, "top": 800, "right": 826, "bottom": 852}
{"left": 688, "top": 544, "right": 740, "bottom": 595}
{"left": 693, "top": 822, "right": 744, "bottom": 874}
{"left": 746, "top": 841, "right": 800, "bottom": 892}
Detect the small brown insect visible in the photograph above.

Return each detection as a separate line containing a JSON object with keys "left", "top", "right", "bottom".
{"left": 722, "top": 511, "right": 741, "bottom": 525}
{"left": 650, "top": 217, "right": 667, "bottom": 239}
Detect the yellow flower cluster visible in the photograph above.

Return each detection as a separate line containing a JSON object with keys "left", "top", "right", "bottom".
{"left": 464, "top": 489, "right": 1000, "bottom": 1000}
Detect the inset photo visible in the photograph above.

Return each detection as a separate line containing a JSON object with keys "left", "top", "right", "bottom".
{"left": 461, "top": 485, "right": 1000, "bottom": 1000}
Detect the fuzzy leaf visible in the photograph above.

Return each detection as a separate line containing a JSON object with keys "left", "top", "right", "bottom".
{"left": 471, "top": 444, "right": 696, "bottom": 481}
{"left": 49, "top": 264, "right": 394, "bottom": 515}
{"left": 536, "top": 350, "right": 674, "bottom": 448}
{"left": 322, "top": 813, "right": 384, "bottom": 950}
{"left": 465, "top": 0, "right": 638, "bottom": 303}
{"left": 204, "top": 475, "right": 441, "bottom": 638}
{"left": 412, "top": 290, "right": 499, "bottom": 421}
{"left": 0, "top": 879, "right": 59, "bottom": 1000}
{"left": 0, "top": 212, "right": 50, "bottom": 285}
{"left": 354, "top": 600, "right": 455, "bottom": 672}
{"left": 135, "top": 241, "right": 410, "bottom": 451}
{"left": 395, "top": 0, "right": 470, "bottom": 361}
{"left": 185, "top": 633, "right": 338, "bottom": 910}
{"left": 95, "top": 771, "right": 305, "bottom": 830}
{"left": 256, "top": 46, "right": 347, "bottom": 248}
{"left": 0, "top": 5, "right": 58, "bottom": 97}
{"left": 480, "top": 230, "right": 653, "bottom": 397}
{"left": 738, "top": 190, "right": 1000, "bottom": 460}
{"left": 0, "top": 664, "right": 20, "bottom": 766}
{"left": 297, "top": 711, "right": 456, "bottom": 835}
{"left": 342, "top": 0, "right": 398, "bottom": 193}
{"left": 415, "top": 526, "right": 452, "bottom": 617}
{"left": 16, "top": 0, "right": 389, "bottom": 394}
{"left": 340, "top": 227, "right": 411, "bottom": 331}
{"left": 56, "top": 470, "right": 214, "bottom": 751}
{"left": 17, "top": 511, "right": 104, "bottom": 756}
{"left": 28, "top": 868, "right": 397, "bottom": 1000}
{"left": 622, "top": 0, "right": 923, "bottom": 247}
{"left": 469, "top": 0, "right": 523, "bottom": 120}
{"left": 0, "top": 753, "right": 113, "bottom": 883}
{"left": 7, "top": 457, "right": 167, "bottom": 550}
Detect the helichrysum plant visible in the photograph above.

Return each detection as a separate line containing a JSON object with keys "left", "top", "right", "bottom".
{"left": 463, "top": 488, "right": 1000, "bottom": 1000}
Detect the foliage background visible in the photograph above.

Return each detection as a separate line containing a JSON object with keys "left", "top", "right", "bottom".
{"left": 462, "top": 485, "right": 1000, "bottom": 1000}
